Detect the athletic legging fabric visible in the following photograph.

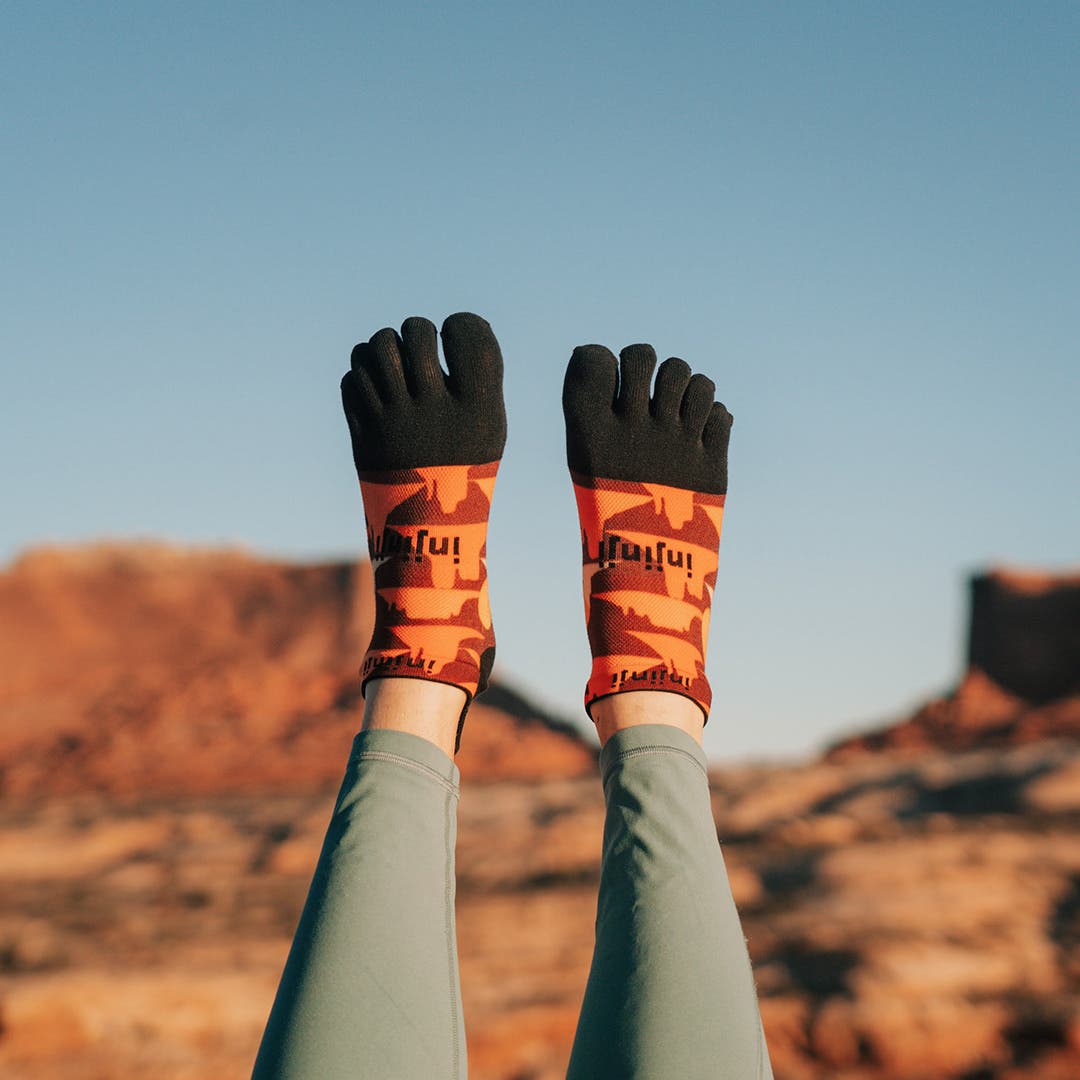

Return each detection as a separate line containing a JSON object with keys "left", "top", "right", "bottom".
{"left": 251, "top": 724, "right": 773, "bottom": 1079}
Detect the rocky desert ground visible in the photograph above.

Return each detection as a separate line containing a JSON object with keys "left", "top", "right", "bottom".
{"left": 0, "top": 546, "right": 1077, "bottom": 1079}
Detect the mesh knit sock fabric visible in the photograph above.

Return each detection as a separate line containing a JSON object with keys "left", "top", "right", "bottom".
{"left": 563, "top": 343, "right": 732, "bottom": 719}
{"left": 341, "top": 313, "right": 506, "bottom": 736}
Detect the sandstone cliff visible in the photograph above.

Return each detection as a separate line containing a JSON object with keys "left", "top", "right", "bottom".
{"left": 0, "top": 546, "right": 1076, "bottom": 1079}
{"left": 829, "top": 568, "right": 1080, "bottom": 758}
{"left": 0, "top": 543, "right": 596, "bottom": 796}
{"left": 1, "top": 739, "right": 1075, "bottom": 1079}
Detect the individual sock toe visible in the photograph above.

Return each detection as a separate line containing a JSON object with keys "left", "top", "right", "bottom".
{"left": 563, "top": 344, "right": 618, "bottom": 428}
{"left": 340, "top": 373, "right": 364, "bottom": 473}
{"left": 441, "top": 312, "right": 502, "bottom": 399}
{"left": 702, "top": 402, "right": 733, "bottom": 451}
{"left": 616, "top": 344, "right": 657, "bottom": 416}
{"left": 341, "top": 359, "right": 382, "bottom": 475}
{"left": 366, "top": 328, "right": 410, "bottom": 402}
{"left": 400, "top": 316, "right": 445, "bottom": 398}
{"left": 342, "top": 358, "right": 381, "bottom": 416}
{"left": 680, "top": 374, "right": 716, "bottom": 437}
{"left": 564, "top": 344, "right": 619, "bottom": 413}
{"left": 652, "top": 357, "right": 693, "bottom": 421}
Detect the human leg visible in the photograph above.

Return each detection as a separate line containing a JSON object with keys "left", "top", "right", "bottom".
{"left": 252, "top": 682, "right": 468, "bottom": 1080}
{"left": 562, "top": 344, "right": 773, "bottom": 1079}
{"left": 567, "top": 704, "right": 772, "bottom": 1079}
{"left": 252, "top": 313, "right": 506, "bottom": 1078}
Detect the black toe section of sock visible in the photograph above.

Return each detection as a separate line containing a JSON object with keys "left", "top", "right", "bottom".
{"left": 616, "top": 344, "right": 657, "bottom": 417}
{"left": 652, "top": 357, "right": 693, "bottom": 421}
{"left": 702, "top": 402, "right": 733, "bottom": 449}
{"left": 441, "top": 312, "right": 503, "bottom": 401}
{"left": 342, "top": 313, "right": 507, "bottom": 472}
{"left": 365, "top": 328, "right": 410, "bottom": 401}
{"left": 343, "top": 354, "right": 381, "bottom": 412}
{"left": 702, "top": 403, "right": 733, "bottom": 491}
{"left": 680, "top": 373, "right": 715, "bottom": 436}
{"left": 564, "top": 345, "right": 619, "bottom": 421}
{"left": 563, "top": 342, "right": 731, "bottom": 495}
{"left": 400, "top": 316, "right": 445, "bottom": 398}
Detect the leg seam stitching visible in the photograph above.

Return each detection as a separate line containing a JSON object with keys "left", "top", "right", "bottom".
{"left": 352, "top": 749, "right": 460, "bottom": 796}
{"left": 603, "top": 743, "right": 708, "bottom": 781}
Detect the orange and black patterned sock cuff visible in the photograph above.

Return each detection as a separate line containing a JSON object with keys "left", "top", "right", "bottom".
{"left": 572, "top": 472, "right": 725, "bottom": 719}
{"left": 359, "top": 461, "right": 499, "bottom": 703}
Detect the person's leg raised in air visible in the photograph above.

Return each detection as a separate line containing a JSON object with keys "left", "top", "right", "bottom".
{"left": 251, "top": 312, "right": 506, "bottom": 1080}
{"left": 562, "top": 342, "right": 773, "bottom": 1080}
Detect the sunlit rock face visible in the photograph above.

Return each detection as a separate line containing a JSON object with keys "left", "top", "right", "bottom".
{"left": 0, "top": 546, "right": 1076, "bottom": 1078}
{"left": 968, "top": 569, "right": 1080, "bottom": 704}
{"left": 0, "top": 543, "right": 596, "bottom": 798}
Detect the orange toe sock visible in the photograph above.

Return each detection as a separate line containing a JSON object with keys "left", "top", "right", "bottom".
{"left": 573, "top": 474, "right": 725, "bottom": 718}
{"left": 360, "top": 461, "right": 499, "bottom": 703}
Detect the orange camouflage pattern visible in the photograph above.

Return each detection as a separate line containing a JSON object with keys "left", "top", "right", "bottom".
{"left": 359, "top": 461, "right": 499, "bottom": 701}
{"left": 573, "top": 472, "right": 725, "bottom": 718}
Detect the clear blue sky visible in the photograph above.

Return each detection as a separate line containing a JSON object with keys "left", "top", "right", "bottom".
{"left": 3, "top": 2, "right": 1077, "bottom": 759}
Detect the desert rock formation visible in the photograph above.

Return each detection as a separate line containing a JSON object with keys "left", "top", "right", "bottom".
{"left": 829, "top": 568, "right": 1080, "bottom": 758}
{"left": 0, "top": 546, "right": 1077, "bottom": 1078}
{"left": 0, "top": 543, "right": 596, "bottom": 797}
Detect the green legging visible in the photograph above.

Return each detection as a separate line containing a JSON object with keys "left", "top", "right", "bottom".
{"left": 252, "top": 724, "right": 773, "bottom": 1079}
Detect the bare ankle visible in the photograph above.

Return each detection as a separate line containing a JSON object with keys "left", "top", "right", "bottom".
{"left": 591, "top": 691, "right": 705, "bottom": 749}
{"left": 362, "top": 678, "right": 466, "bottom": 759}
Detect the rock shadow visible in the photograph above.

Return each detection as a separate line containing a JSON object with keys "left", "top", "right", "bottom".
{"left": 771, "top": 944, "right": 860, "bottom": 997}
{"left": 759, "top": 851, "right": 822, "bottom": 898}
{"left": 900, "top": 759, "right": 1058, "bottom": 819}
{"left": 1049, "top": 872, "right": 1080, "bottom": 951}
{"left": 803, "top": 758, "right": 1059, "bottom": 824}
